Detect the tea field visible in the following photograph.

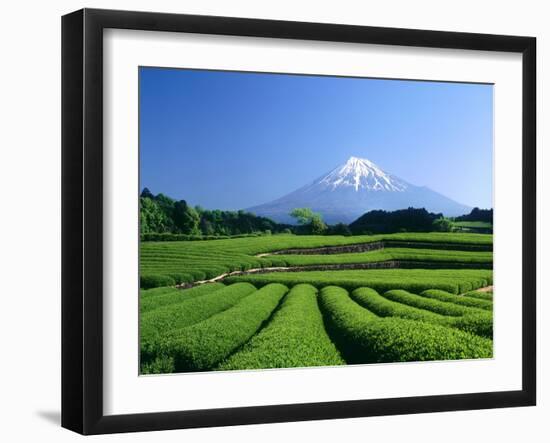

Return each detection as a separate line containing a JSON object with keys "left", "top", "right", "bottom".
{"left": 139, "top": 232, "right": 493, "bottom": 373}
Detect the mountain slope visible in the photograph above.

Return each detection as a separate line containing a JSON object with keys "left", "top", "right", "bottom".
{"left": 246, "top": 156, "right": 471, "bottom": 224}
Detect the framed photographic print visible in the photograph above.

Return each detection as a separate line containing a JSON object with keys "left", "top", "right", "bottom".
{"left": 61, "top": 8, "right": 536, "bottom": 435}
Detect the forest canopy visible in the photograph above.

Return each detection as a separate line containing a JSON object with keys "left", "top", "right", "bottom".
{"left": 140, "top": 188, "right": 290, "bottom": 237}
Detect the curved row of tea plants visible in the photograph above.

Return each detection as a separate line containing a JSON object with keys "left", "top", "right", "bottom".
{"left": 217, "top": 284, "right": 345, "bottom": 370}
{"left": 226, "top": 269, "right": 493, "bottom": 295}
{"left": 159, "top": 283, "right": 289, "bottom": 372}
{"left": 273, "top": 248, "right": 492, "bottom": 267}
{"left": 140, "top": 232, "right": 492, "bottom": 288}
{"left": 351, "top": 288, "right": 492, "bottom": 339}
{"left": 140, "top": 282, "right": 256, "bottom": 365}
{"left": 140, "top": 281, "right": 493, "bottom": 373}
{"left": 319, "top": 286, "right": 493, "bottom": 363}
{"left": 420, "top": 289, "right": 493, "bottom": 311}
{"left": 140, "top": 283, "right": 225, "bottom": 313}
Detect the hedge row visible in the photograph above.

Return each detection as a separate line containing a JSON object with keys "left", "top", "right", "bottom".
{"left": 217, "top": 284, "right": 345, "bottom": 370}
{"left": 277, "top": 248, "right": 493, "bottom": 267}
{"left": 319, "top": 286, "right": 493, "bottom": 363}
{"left": 463, "top": 290, "right": 494, "bottom": 301}
{"left": 351, "top": 288, "right": 493, "bottom": 339}
{"left": 139, "top": 232, "right": 493, "bottom": 288}
{"left": 226, "top": 269, "right": 493, "bottom": 295}
{"left": 140, "top": 282, "right": 256, "bottom": 367}
{"left": 141, "top": 232, "right": 268, "bottom": 242}
{"left": 161, "top": 283, "right": 289, "bottom": 372}
{"left": 140, "top": 283, "right": 225, "bottom": 314}
{"left": 421, "top": 289, "right": 493, "bottom": 311}
{"left": 382, "top": 289, "right": 488, "bottom": 317}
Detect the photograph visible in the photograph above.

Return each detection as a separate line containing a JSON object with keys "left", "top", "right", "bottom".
{"left": 138, "top": 67, "right": 494, "bottom": 375}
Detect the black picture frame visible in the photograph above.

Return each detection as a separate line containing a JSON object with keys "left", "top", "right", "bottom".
{"left": 61, "top": 8, "right": 536, "bottom": 435}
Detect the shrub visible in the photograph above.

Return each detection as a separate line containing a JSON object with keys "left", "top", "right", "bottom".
{"left": 140, "top": 282, "right": 256, "bottom": 365}
{"left": 319, "top": 286, "right": 492, "bottom": 363}
{"left": 352, "top": 288, "right": 492, "bottom": 339}
{"left": 140, "top": 274, "right": 176, "bottom": 289}
{"left": 463, "top": 290, "right": 493, "bottom": 301}
{"left": 140, "top": 283, "right": 225, "bottom": 314}
{"left": 421, "top": 289, "right": 493, "bottom": 311}
{"left": 218, "top": 284, "right": 344, "bottom": 370}
{"left": 226, "top": 269, "right": 492, "bottom": 295}
{"left": 382, "top": 290, "right": 487, "bottom": 317}
{"left": 163, "top": 283, "right": 289, "bottom": 372}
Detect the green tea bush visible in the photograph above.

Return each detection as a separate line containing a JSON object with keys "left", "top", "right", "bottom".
{"left": 463, "top": 290, "right": 494, "bottom": 301}
{"left": 140, "top": 283, "right": 225, "bottom": 314}
{"left": 226, "top": 269, "right": 492, "bottom": 295}
{"left": 319, "top": 286, "right": 492, "bottom": 363}
{"left": 140, "top": 286, "right": 181, "bottom": 299}
{"left": 276, "top": 248, "right": 493, "bottom": 267}
{"left": 140, "top": 274, "right": 176, "bottom": 289}
{"left": 140, "top": 232, "right": 493, "bottom": 287}
{"left": 217, "top": 284, "right": 344, "bottom": 370}
{"left": 140, "top": 282, "right": 256, "bottom": 364}
{"left": 351, "top": 287, "right": 446, "bottom": 324}
{"left": 421, "top": 289, "right": 493, "bottom": 311}
{"left": 164, "top": 283, "right": 289, "bottom": 372}
{"left": 382, "top": 290, "right": 487, "bottom": 317}
{"left": 352, "top": 288, "right": 492, "bottom": 339}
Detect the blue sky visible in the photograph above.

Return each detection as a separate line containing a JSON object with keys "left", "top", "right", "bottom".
{"left": 139, "top": 67, "right": 493, "bottom": 210}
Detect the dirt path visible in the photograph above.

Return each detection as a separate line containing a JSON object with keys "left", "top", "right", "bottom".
{"left": 177, "top": 263, "right": 493, "bottom": 289}
{"left": 476, "top": 285, "right": 494, "bottom": 292}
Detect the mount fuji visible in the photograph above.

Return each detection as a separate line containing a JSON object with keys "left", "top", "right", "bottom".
{"left": 246, "top": 156, "right": 471, "bottom": 224}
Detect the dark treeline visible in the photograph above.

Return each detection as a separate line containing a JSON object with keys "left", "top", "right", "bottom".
{"left": 140, "top": 188, "right": 492, "bottom": 239}
{"left": 140, "top": 188, "right": 292, "bottom": 237}
{"left": 454, "top": 208, "right": 493, "bottom": 223}
{"left": 349, "top": 208, "right": 444, "bottom": 234}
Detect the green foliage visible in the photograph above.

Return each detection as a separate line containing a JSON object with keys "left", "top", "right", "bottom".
{"left": 432, "top": 217, "right": 454, "bottom": 232}
{"left": 462, "top": 289, "right": 493, "bottom": 301}
{"left": 319, "top": 286, "right": 493, "bottom": 363}
{"left": 140, "top": 232, "right": 492, "bottom": 288}
{"left": 140, "top": 282, "right": 256, "bottom": 368}
{"left": 140, "top": 189, "right": 290, "bottom": 237}
{"left": 161, "top": 284, "right": 288, "bottom": 372}
{"left": 140, "top": 283, "right": 225, "bottom": 313}
{"left": 421, "top": 289, "right": 493, "bottom": 311}
{"left": 382, "top": 289, "right": 487, "bottom": 317}
{"left": 217, "top": 284, "right": 345, "bottom": 370}
{"left": 173, "top": 200, "right": 200, "bottom": 235}
{"left": 290, "top": 207, "right": 327, "bottom": 234}
{"left": 453, "top": 221, "right": 493, "bottom": 229}
{"left": 455, "top": 207, "right": 493, "bottom": 223}
{"left": 327, "top": 223, "right": 352, "bottom": 236}
{"left": 349, "top": 207, "right": 442, "bottom": 234}
{"left": 275, "top": 248, "right": 493, "bottom": 267}
{"left": 352, "top": 288, "right": 492, "bottom": 338}
{"left": 290, "top": 207, "right": 317, "bottom": 225}
{"left": 310, "top": 216, "right": 328, "bottom": 234}
{"left": 226, "top": 269, "right": 493, "bottom": 295}
{"left": 140, "top": 274, "right": 176, "bottom": 289}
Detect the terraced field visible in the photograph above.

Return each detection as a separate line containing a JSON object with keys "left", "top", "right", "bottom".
{"left": 140, "top": 232, "right": 492, "bottom": 288}
{"left": 139, "top": 232, "right": 493, "bottom": 373}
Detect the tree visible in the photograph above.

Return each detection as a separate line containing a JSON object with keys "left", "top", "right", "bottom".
{"left": 173, "top": 200, "right": 200, "bottom": 235}
{"left": 328, "top": 223, "right": 352, "bottom": 236}
{"left": 290, "top": 207, "right": 327, "bottom": 234}
{"left": 432, "top": 217, "right": 454, "bottom": 232}
{"left": 140, "top": 187, "right": 154, "bottom": 199}
{"left": 290, "top": 208, "right": 316, "bottom": 225}
{"left": 310, "top": 216, "right": 327, "bottom": 234}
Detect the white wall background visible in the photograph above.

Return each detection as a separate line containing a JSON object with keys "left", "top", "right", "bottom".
{"left": 0, "top": 0, "right": 546, "bottom": 441}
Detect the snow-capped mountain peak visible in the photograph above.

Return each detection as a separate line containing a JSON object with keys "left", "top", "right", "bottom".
{"left": 246, "top": 154, "right": 471, "bottom": 224}
{"left": 319, "top": 156, "right": 407, "bottom": 192}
